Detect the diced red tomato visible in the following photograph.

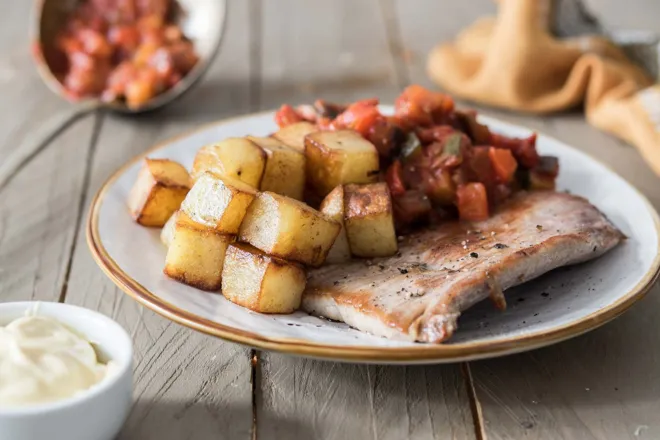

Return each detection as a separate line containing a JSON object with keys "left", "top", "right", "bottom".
{"left": 54, "top": 0, "right": 198, "bottom": 106}
{"left": 489, "top": 132, "right": 539, "bottom": 169}
{"left": 395, "top": 85, "right": 455, "bottom": 127}
{"left": 467, "top": 146, "right": 496, "bottom": 184}
{"left": 333, "top": 99, "right": 381, "bottom": 136}
{"left": 489, "top": 147, "right": 518, "bottom": 183}
{"left": 456, "top": 183, "right": 489, "bottom": 221}
{"left": 274, "top": 104, "right": 304, "bottom": 128}
{"left": 386, "top": 160, "right": 406, "bottom": 196}
{"left": 77, "top": 28, "right": 112, "bottom": 58}
{"left": 108, "top": 25, "right": 141, "bottom": 52}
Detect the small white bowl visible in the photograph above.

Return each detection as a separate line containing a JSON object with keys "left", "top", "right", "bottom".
{"left": 0, "top": 302, "right": 133, "bottom": 440}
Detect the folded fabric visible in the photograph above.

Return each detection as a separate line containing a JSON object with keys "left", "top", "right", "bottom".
{"left": 427, "top": 0, "right": 660, "bottom": 176}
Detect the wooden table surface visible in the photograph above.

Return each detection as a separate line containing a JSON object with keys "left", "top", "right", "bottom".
{"left": 3, "top": 1, "right": 660, "bottom": 439}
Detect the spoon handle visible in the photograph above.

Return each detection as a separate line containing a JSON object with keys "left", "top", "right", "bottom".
{"left": 0, "top": 101, "right": 100, "bottom": 193}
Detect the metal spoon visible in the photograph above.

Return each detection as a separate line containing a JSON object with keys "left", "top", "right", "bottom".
{"left": 0, "top": 0, "right": 227, "bottom": 191}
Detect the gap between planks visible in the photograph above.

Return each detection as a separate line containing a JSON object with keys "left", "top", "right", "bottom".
{"left": 57, "top": 111, "right": 105, "bottom": 304}
{"left": 249, "top": 0, "right": 263, "bottom": 438}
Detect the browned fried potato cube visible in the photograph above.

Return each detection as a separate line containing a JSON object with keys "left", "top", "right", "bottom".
{"left": 344, "top": 183, "right": 397, "bottom": 258}
{"left": 160, "top": 211, "right": 180, "bottom": 247}
{"left": 164, "top": 216, "right": 234, "bottom": 291}
{"left": 272, "top": 121, "right": 317, "bottom": 153}
{"left": 238, "top": 192, "right": 341, "bottom": 267}
{"left": 247, "top": 136, "right": 305, "bottom": 200}
{"left": 305, "top": 130, "right": 379, "bottom": 197}
{"left": 127, "top": 158, "right": 191, "bottom": 227}
{"left": 222, "top": 243, "right": 306, "bottom": 313}
{"left": 191, "top": 138, "right": 266, "bottom": 187}
{"left": 319, "top": 185, "right": 351, "bottom": 263}
{"left": 180, "top": 172, "right": 257, "bottom": 234}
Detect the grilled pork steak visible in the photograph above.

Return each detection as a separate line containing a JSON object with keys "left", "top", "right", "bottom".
{"left": 303, "top": 191, "right": 624, "bottom": 343}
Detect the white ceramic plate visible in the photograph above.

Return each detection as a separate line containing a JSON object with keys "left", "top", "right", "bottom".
{"left": 87, "top": 109, "right": 660, "bottom": 364}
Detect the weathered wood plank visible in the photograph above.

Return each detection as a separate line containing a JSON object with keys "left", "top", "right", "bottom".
{"left": 0, "top": 0, "right": 98, "bottom": 303}
{"left": 255, "top": 2, "right": 475, "bottom": 439}
{"left": 258, "top": 358, "right": 474, "bottom": 440}
{"left": 396, "top": 2, "right": 660, "bottom": 439}
{"left": 467, "top": 118, "right": 660, "bottom": 440}
{"left": 62, "top": 1, "right": 255, "bottom": 439}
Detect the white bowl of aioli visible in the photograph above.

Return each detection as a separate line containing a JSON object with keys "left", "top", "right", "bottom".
{"left": 0, "top": 302, "right": 133, "bottom": 440}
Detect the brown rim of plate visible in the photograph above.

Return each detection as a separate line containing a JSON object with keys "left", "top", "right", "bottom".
{"left": 86, "top": 111, "right": 660, "bottom": 363}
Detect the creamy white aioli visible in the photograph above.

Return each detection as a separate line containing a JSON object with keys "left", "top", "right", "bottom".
{"left": 0, "top": 315, "right": 114, "bottom": 407}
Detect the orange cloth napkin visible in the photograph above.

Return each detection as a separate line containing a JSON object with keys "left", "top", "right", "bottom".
{"left": 427, "top": 0, "right": 660, "bottom": 176}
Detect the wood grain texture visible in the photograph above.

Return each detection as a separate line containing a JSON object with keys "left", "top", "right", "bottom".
{"left": 61, "top": 1, "right": 255, "bottom": 439}
{"left": 0, "top": 0, "right": 98, "bottom": 304}
{"left": 2, "top": 0, "right": 660, "bottom": 439}
{"left": 467, "top": 118, "right": 660, "bottom": 440}
{"left": 257, "top": 357, "right": 474, "bottom": 440}
{"left": 255, "top": 2, "right": 475, "bottom": 439}
{"left": 396, "top": 2, "right": 660, "bottom": 439}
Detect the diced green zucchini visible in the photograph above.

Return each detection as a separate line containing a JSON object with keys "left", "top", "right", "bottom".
{"left": 400, "top": 132, "right": 423, "bottom": 162}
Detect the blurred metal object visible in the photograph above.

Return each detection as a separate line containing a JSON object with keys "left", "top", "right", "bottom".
{"left": 549, "top": 0, "right": 604, "bottom": 38}
{"left": 548, "top": 0, "right": 660, "bottom": 82}
{"left": 0, "top": 0, "right": 226, "bottom": 192}
{"left": 549, "top": 0, "right": 603, "bottom": 38}
{"left": 610, "top": 30, "right": 660, "bottom": 82}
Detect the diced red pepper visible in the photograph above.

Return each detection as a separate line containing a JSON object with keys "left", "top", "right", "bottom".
{"left": 468, "top": 146, "right": 496, "bottom": 184}
{"left": 489, "top": 147, "right": 518, "bottom": 183}
{"left": 274, "top": 104, "right": 304, "bottom": 128}
{"left": 386, "top": 160, "right": 407, "bottom": 196}
{"left": 456, "top": 183, "right": 489, "bottom": 221}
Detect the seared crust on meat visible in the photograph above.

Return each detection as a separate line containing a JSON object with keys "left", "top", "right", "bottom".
{"left": 303, "top": 191, "right": 625, "bottom": 343}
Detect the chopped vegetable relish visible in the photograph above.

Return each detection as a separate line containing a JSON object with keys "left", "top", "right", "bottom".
{"left": 52, "top": 0, "right": 198, "bottom": 109}
{"left": 274, "top": 85, "right": 559, "bottom": 229}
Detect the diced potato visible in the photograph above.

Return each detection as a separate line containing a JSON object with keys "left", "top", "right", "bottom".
{"left": 180, "top": 172, "right": 257, "bottom": 234}
{"left": 127, "top": 158, "right": 191, "bottom": 227}
{"left": 191, "top": 138, "right": 266, "bottom": 187}
{"left": 319, "top": 185, "right": 351, "bottom": 263}
{"left": 305, "top": 130, "right": 379, "bottom": 197}
{"left": 272, "top": 121, "right": 317, "bottom": 153}
{"left": 247, "top": 136, "right": 305, "bottom": 200}
{"left": 222, "top": 243, "right": 306, "bottom": 313}
{"left": 238, "top": 192, "right": 341, "bottom": 267}
{"left": 160, "top": 211, "right": 180, "bottom": 247}
{"left": 164, "top": 217, "right": 234, "bottom": 291}
{"left": 343, "top": 183, "right": 397, "bottom": 258}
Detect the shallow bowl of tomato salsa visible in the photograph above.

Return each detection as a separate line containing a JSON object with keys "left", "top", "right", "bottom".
{"left": 33, "top": 0, "right": 225, "bottom": 112}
